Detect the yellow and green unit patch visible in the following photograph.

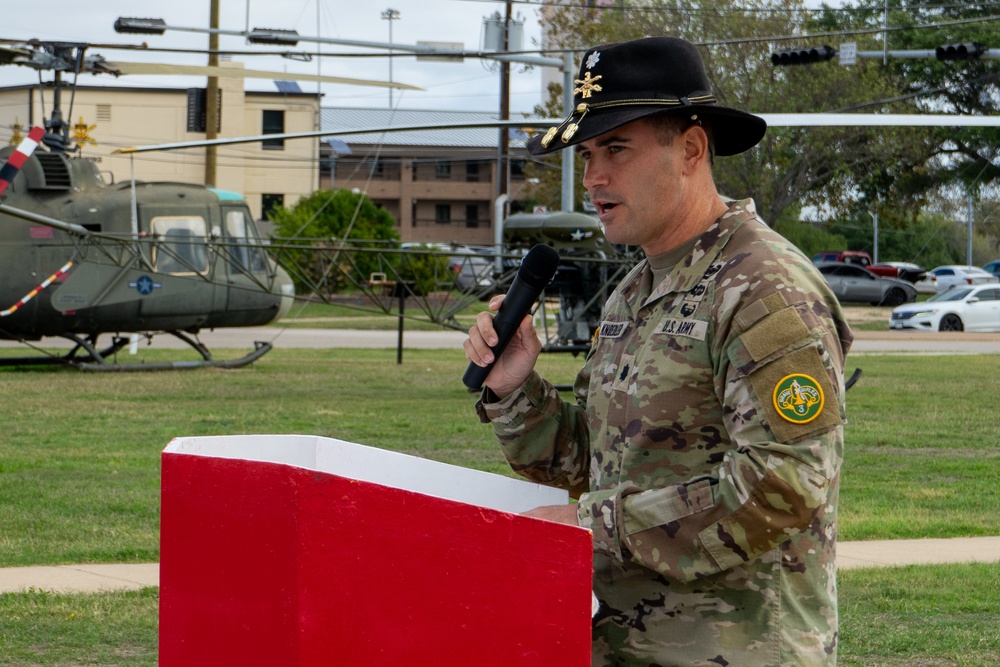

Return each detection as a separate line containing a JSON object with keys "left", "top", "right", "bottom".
{"left": 772, "top": 373, "right": 825, "bottom": 424}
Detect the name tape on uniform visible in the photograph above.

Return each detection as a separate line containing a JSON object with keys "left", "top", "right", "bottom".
{"left": 657, "top": 318, "right": 708, "bottom": 341}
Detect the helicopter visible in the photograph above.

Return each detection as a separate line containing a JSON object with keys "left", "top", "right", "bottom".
{"left": 0, "top": 122, "right": 298, "bottom": 370}
{"left": 0, "top": 38, "right": 428, "bottom": 371}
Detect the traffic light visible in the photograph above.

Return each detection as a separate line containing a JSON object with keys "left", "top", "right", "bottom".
{"left": 935, "top": 42, "right": 986, "bottom": 60}
{"left": 771, "top": 45, "right": 836, "bottom": 66}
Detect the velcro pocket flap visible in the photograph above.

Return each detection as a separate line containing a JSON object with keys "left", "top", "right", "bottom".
{"left": 623, "top": 478, "right": 717, "bottom": 536}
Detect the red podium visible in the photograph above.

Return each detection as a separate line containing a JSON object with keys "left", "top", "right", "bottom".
{"left": 159, "top": 435, "right": 594, "bottom": 666}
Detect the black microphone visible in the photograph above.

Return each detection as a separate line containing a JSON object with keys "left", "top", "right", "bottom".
{"left": 462, "top": 243, "right": 560, "bottom": 390}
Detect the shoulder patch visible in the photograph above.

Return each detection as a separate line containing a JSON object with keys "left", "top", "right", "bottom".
{"left": 748, "top": 346, "right": 841, "bottom": 442}
{"left": 772, "top": 373, "right": 825, "bottom": 424}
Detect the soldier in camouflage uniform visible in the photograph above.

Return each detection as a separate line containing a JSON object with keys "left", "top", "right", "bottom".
{"left": 465, "top": 37, "right": 852, "bottom": 666}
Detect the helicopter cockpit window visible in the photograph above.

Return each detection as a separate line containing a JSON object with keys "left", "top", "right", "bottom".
{"left": 225, "top": 209, "right": 268, "bottom": 273}
{"left": 151, "top": 217, "right": 209, "bottom": 274}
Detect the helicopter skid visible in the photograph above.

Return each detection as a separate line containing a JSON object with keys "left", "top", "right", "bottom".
{"left": 0, "top": 332, "right": 272, "bottom": 371}
{"left": 0, "top": 333, "right": 129, "bottom": 367}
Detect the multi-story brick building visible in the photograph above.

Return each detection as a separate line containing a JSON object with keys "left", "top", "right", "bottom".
{"left": 320, "top": 107, "right": 536, "bottom": 246}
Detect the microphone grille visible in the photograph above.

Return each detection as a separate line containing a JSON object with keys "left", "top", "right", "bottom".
{"left": 518, "top": 244, "right": 561, "bottom": 288}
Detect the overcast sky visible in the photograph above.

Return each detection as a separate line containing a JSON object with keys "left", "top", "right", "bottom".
{"left": 0, "top": 0, "right": 549, "bottom": 115}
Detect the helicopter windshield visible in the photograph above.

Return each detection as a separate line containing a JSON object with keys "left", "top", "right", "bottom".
{"left": 151, "top": 216, "right": 209, "bottom": 274}
{"left": 224, "top": 208, "right": 269, "bottom": 274}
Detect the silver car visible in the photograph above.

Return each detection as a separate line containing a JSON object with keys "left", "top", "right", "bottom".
{"left": 914, "top": 265, "right": 999, "bottom": 293}
{"left": 816, "top": 262, "right": 918, "bottom": 307}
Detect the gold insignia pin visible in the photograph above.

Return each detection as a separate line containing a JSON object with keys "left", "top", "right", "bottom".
{"left": 541, "top": 127, "right": 558, "bottom": 147}
{"left": 561, "top": 123, "right": 579, "bottom": 143}
{"left": 574, "top": 72, "right": 603, "bottom": 99}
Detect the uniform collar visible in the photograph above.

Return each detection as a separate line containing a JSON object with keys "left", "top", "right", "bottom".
{"left": 617, "top": 199, "right": 758, "bottom": 314}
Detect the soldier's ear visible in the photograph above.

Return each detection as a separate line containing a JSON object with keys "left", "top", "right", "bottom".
{"left": 680, "top": 124, "right": 711, "bottom": 172}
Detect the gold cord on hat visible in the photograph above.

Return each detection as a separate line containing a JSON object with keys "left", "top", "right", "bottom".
{"left": 539, "top": 94, "right": 718, "bottom": 149}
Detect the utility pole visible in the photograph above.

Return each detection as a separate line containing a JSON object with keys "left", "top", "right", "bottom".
{"left": 967, "top": 191, "right": 974, "bottom": 266}
{"left": 870, "top": 209, "right": 879, "bottom": 264}
{"left": 205, "top": 0, "right": 219, "bottom": 187}
{"left": 497, "top": 1, "right": 512, "bottom": 208}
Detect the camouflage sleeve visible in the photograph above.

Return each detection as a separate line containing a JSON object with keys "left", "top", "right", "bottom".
{"left": 578, "top": 291, "right": 847, "bottom": 582}
{"left": 475, "top": 369, "right": 591, "bottom": 498}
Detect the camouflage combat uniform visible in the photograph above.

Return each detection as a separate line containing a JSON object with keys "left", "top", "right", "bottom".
{"left": 476, "top": 199, "right": 853, "bottom": 666}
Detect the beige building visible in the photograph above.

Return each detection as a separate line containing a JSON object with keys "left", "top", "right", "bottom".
{"left": 0, "top": 63, "right": 320, "bottom": 221}
{"left": 0, "top": 75, "right": 543, "bottom": 245}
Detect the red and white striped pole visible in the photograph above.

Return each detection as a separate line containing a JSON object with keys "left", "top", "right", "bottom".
{"left": 0, "top": 261, "right": 74, "bottom": 318}
{"left": 0, "top": 126, "right": 46, "bottom": 198}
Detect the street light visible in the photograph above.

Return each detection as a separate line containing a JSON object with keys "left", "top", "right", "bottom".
{"left": 247, "top": 28, "right": 300, "bottom": 46}
{"left": 113, "top": 17, "right": 167, "bottom": 35}
{"left": 381, "top": 8, "right": 400, "bottom": 107}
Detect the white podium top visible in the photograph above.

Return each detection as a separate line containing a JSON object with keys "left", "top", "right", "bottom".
{"left": 165, "top": 434, "right": 569, "bottom": 515}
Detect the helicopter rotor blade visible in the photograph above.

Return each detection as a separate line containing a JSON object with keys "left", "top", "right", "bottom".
{"left": 100, "top": 60, "right": 422, "bottom": 90}
{"left": 0, "top": 45, "right": 34, "bottom": 66}
{"left": 114, "top": 119, "right": 557, "bottom": 154}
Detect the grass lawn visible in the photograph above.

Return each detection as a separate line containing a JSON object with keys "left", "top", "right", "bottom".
{"left": 1, "top": 563, "right": 996, "bottom": 666}
{"left": 1, "top": 346, "right": 998, "bottom": 664}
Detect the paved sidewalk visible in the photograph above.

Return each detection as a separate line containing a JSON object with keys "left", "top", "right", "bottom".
{"left": 1, "top": 536, "right": 997, "bottom": 595}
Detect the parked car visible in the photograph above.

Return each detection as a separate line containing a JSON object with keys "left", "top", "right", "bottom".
{"left": 449, "top": 249, "right": 497, "bottom": 294}
{"left": 982, "top": 259, "right": 1000, "bottom": 279}
{"left": 816, "top": 262, "right": 918, "bottom": 307}
{"left": 913, "top": 265, "right": 999, "bottom": 293}
{"left": 890, "top": 284, "right": 1000, "bottom": 332}
{"left": 872, "top": 261, "right": 926, "bottom": 284}
{"left": 811, "top": 250, "right": 897, "bottom": 278}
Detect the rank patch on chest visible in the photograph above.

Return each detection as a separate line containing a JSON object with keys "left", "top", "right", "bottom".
{"left": 772, "top": 373, "right": 825, "bottom": 424}
{"left": 657, "top": 318, "right": 708, "bottom": 341}
{"left": 599, "top": 321, "right": 628, "bottom": 339}
{"left": 613, "top": 353, "right": 635, "bottom": 392}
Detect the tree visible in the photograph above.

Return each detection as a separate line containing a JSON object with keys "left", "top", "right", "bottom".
{"left": 269, "top": 189, "right": 399, "bottom": 294}
{"left": 530, "top": 0, "right": 922, "bottom": 228}
{"left": 846, "top": 1, "right": 1000, "bottom": 193}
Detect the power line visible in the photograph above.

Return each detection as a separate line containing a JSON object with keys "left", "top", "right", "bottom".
{"left": 458, "top": 0, "right": 1000, "bottom": 15}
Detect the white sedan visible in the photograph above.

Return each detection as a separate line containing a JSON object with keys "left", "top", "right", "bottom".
{"left": 890, "top": 284, "right": 1000, "bottom": 332}
{"left": 913, "top": 265, "right": 999, "bottom": 293}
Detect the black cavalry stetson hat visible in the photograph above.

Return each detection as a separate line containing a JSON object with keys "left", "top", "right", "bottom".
{"left": 527, "top": 36, "right": 766, "bottom": 157}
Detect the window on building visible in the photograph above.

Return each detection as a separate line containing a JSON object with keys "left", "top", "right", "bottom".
{"left": 435, "top": 204, "right": 451, "bottom": 224}
{"left": 465, "top": 161, "right": 480, "bottom": 182}
{"left": 262, "top": 110, "right": 285, "bottom": 149}
{"left": 364, "top": 158, "right": 385, "bottom": 178}
{"left": 262, "top": 194, "right": 285, "bottom": 220}
{"left": 435, "top": 161, "right": 451, "bottom": 179}
{"left": 511, "top": 159, "right": 527, "bottom": 179}
{"left": 465, "top": 204, "right": 479, "bottom": 228}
